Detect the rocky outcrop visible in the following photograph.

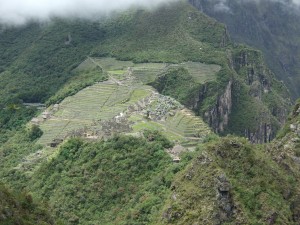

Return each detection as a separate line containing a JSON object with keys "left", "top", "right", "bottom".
{"left": 204, "top": 80, "right": 232, "bottom": 133}
{"left": 244, "top": 122, "right": 274, "bottom": 143}
{"left": 188, "top": 0, "right": 291, "bottom": 143}
{"left": 233, "top": 50, "right": 271, "bottom": 99}
{"left": 220, "top": 27, "right": 230, "bottom": 48}
{"left": 148, "top": 8, "right": 290, "bottom": 143}
{"left": 215, "top": 174, "right": 234, "bottom": 224}
{"left": 267, "top": 101, "right": 300, "bottom": 224}
{"left": 233, "top": 49, "right": 290, "bottom": 143}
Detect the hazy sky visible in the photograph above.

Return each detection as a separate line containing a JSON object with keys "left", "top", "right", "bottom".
{"left": 1, "top": 0, "right": 299, "bottom": 26}
{"left": 0, "top": 0, "right": 178, "bottom": 25}
{"left": 213, "top": 0, "right": 300, "bottom": 13}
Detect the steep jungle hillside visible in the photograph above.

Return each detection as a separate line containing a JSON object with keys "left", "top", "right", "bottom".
{"left": 0, "top": 1, "right": 291, "bottom": 143}
{"left": 190, "top": 0, "right": 300, "bottom": 99}
{"left": 26, "top": 134, "right": 183, "bottom": 224}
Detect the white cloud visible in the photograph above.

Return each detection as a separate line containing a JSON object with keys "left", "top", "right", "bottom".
{"left": 0, "top": 0, "right": 178, "bottom": 25}
{"left": 212, "top": 0, "right": 300, "bottom": 13}
{"left": 214, "top": 0, "right": 231, "bottom": 13}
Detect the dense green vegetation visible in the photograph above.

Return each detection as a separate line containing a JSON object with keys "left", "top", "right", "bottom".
{"left": 0, "top": 106, "right": 37, "bottom": 144}
{"left": 226, "top": 46, "right": 290, "bottom": 140}
{"left": 0, "top": 183, "right": 56, "bottom": 225}
{"left": 158, "top": 135, "right": 300, "bottom": 224}
{"left": 151, "top": 45, "right": 290, "bottom": 142}
{"left": 1, "top": 130, "right": 196, "bottom": 225}
{"left": 151, "top": 67, "right": 201, "bottom": 103}
{"left": 3, "top": 118, "right": 300, "bottom": 224}
{"left": 0, "top": 1, "right": 229, "bottom": 144}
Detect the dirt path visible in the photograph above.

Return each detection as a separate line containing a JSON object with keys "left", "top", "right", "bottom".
{"left": 88, "top": 57, "right": 124, "bottom": 85}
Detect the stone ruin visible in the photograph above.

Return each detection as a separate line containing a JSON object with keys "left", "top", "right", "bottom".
{"left": 143, "top": 94, "right": 183, "bottom": 121}
{"left": 42, "top": 111, "right": 51, "bottom": 120}
{"left": 48, "top": 138, "right": 64, "bottom": 148}
{"left": 30, "top": 118, "right": 41, "bottom": 125}
{"left": 100, "top": 112, "right": 133, "bottom": 137}
{"left": 166, "top": 145, "right": 186, "bottom": 163}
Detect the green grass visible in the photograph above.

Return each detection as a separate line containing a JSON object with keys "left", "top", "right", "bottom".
{"left": 93, "top": 57, "right": 134, "bottom": 71}
{"left": 36, "top": 60, "right": 211, "bottom": 147}
{"left": 129, "top": 108, "right": 211, "bottom": 145}
{"left": 130, "top": 115, "right": 186, "bottom": 143}
{"left": 165, "top": 110, "right": 210, "bottom": 138}
{"left": 132, "top": 63, "right": 167, "bottom": 84}
{"left": 183, "top": 62, "right": 221, "bottom": 83}
{"left": 81, "top": 57, "right": 220, "bottom": 85}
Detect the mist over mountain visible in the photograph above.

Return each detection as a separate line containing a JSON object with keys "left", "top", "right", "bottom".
{"left": 190, "top": 0, "right": 300, "bottom": 99}
{"left": 212, "top": 0, "right": 300, "bottom": 13}
{"left": 0, "top": 0, "right": 178, "bottom": 25}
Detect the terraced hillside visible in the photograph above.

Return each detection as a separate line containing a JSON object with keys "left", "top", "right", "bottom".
{"left": 16, "top": 56, "right": 214, "bottom": 175}
{"left": 35, "top": 57, "right": 214, "bottom": 148}
{"left": 77, "top": 57, "right": 220, "bottom": 85}
{"left": 37, "top": 82, "right": 152, "bottom": 145}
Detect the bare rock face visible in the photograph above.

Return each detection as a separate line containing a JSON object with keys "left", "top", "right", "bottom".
{"left": 203, "top": 80, "right": 232, "bottom": 133}
{"left": 244, "top": 122, "right": 274, "bottom": 143}
{"left": 291, "top": 197, "right": 300, "bottom": 222}
{"left": 190, "top": 48, "right": 289, "bottom": 143}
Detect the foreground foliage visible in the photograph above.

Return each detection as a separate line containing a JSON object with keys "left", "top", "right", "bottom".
{"left": 159, "top": 135, "right": 300, "bottom": 224}
{"left": 0, "top": 184, "right": 56, "bottom": 225}
{"left": 18, "top": 133, "right": 190, "bottom": 224}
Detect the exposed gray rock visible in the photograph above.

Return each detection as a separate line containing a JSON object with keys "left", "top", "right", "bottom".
{"left": 204, "top": 80, "right": 232, "bottom": 133}
{"left": 290, "top": 124, "right": 297, "bottom": 132}
{"left": 197, "top": 152, "right": 213, "bottom": 165}
{"left": 266, "top": 212, "right": 278, "bottom": 225}
{"left": 146, "top": 94, "right": 182, "bottom": 121}
{"left": 215, "top": 174, "right": 234, "bottom": 224}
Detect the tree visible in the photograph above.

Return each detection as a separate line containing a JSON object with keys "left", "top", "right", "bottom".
{"left": 28, "top": 124, "right": 43, "bottom": 140}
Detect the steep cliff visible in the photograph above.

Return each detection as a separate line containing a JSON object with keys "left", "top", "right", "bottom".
{"left": 204, "top": 80, "right": 232, "bottom": 133}
{"left": 152, "top": 45, "right": 290, "bottom": 143}
{"left": 227, "top": 47, "right": 290, "bottom": 143}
